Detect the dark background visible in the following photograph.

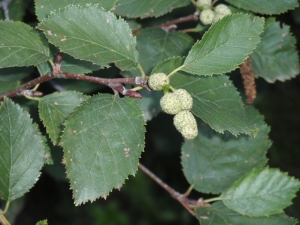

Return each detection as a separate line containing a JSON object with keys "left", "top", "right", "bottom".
{"left": 0, "top": 0, "right": 300, "bottom": 224}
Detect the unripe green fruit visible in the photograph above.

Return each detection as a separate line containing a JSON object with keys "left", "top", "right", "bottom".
{"left": 199, "top": 9, "right": 215, "bottom": 25}
{"left": 213, "top": 4, "right": 231, "bottom": 23}
{"left": 181, "top": 125, "right": 198, "bottom": 139}
{"left": 196, "top": 0, "right": 212, "bottom": 8}
{"left": 174, "top": 89, "right": 193, "bottom": 111}
{"left": 160, "top": 93, "right": 181, "bottom": 115}
{"left": 148, "top": 73, "right": 169, "bottom": 91}
{"left": 173, "top": 110, "right": 196, "bottom": 132}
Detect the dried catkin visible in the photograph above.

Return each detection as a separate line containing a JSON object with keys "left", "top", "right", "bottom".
{"left": 240, "top": 57, "right": 257, "bottom": 104}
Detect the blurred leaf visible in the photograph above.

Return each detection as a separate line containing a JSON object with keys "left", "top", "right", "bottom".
{"left": 0, "top": 98, "right": 46, "bottom": 201}
{"left": 61, "top": 94, "right": 145, "bottom": 205}
{"left": 159, "top": 57, "right": 254, "bottom": 135}
{"left": 182, "top": 107, "right": 270, "bottom": 194}
{"left": 35, "top": 0, "right": 117, "bottom": 21}
{"left": 251, "top": 18, "right": 299, "bottom": 82}
{"left": 0, "top": 21, "right": 50, "bottom": 68}
{"left": 181, "top": 14, "right": 264, "bottom": 76}
{"left": 196, "top": 201, "right": 298, "bottom": 225}
{"left": 221, "top": 167, "right": 300, "bottom": 217}
{"left": 39, "top": 91, "right": 90, "bottom": 145}
{"left": 0, "top": 0, "right": 32, "bottom": 20}
{"left": 123, "top": 28, "right": 193, "bottom": 77}
{"left": 114, "top": 0, "right": 190, "bottom": 18}
{"left": 0, "top": 81, "right": 19, "bottom": 94}
{"left": 36, "top": 220, "right": 48, "bottom": 225}
{"left": 225, "top": 0, "right": 299, "bottom": 14}
{"left": 39, "top": 5, "right": 139, "bottom": 70}
{"left": 0, "top": 67, "right": 34, "bottom": 81}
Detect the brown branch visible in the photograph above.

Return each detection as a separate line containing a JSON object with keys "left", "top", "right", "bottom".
{"left": 158, "top": 12, "right": 199, "bottom": 29}
{"left": 138, "top": 164, "right": 209, "bottom": 217}
{"left": 0, "top": 72, "right": 148, "bottom": 101}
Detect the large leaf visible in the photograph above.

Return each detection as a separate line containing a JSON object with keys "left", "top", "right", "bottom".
{"left": 123, "top": 28, "right": 193, "bottom": 77}
{"left": 0, "top": 98, "right": 46, "bottom": 201}
{"left": 39, "top": 91, "right": 90, "bottom": 145}
{"left": 155, "top": 57, "right": 254, "bottom": 135}
{"left": 225, "top": 0, "right": 298, "bottom": 15}
{"left": 35, "top": 0, "right": 116, "bottom": 21}
{"left": 196, "top": 201, "right": 297, "bottom": 225}
{"left": 39, "top": 5, "right": 139, "bottom": 70}
{"left": 182, "top": 107, "right": 270, "bottom": 194}
{"left": 114, "top": 0, "right": 190, "bottom": 18}
{"left": 61, "top": 94, "right": 145, "bottom": 205}
{"left": 0, "top": 21, "right": 50, "bottom": 68}
{"left": 221, "top": 167, "right": 300, "bottom": 217}
{"left": 251, "top": 18, "right": 299, "bottom": 82}
{"left": 181, "top": 14, "right": 264, "bottom": 76}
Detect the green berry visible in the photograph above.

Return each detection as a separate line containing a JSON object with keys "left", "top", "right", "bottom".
{"left": 181, "top": 125, "right": 198, "bottom": 139}
{"left": 213, "top": 4, "right": 231, "bottom": 22}
{"left": 148, "top": 73, "right": 169, "bottom": 91}
{"left": 160, "top": 93, "right": 181, "bottom": 115}
{"left": 196, "top": 0, "right": 212, "bottom": 8}
{"left": 199, "top": 9, "right": 215, "bottom": 25}
{"left": 173, "top": 110, "right": 196, "bottom": 132}
{"left": 174, "top": 89, "right": 193, "bottom": 111}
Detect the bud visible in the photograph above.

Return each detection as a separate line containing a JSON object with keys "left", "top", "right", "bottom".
{"left": 160, "top": 93, "right": 181, "bottom": 115}
{"left": 174, "top": 89, "right": 193, "bottom": 111}
{"left": 196, "top": 0, "right": 212, "bottom": 9}
{"left": 181, "top": 125, "right": 198, "bottom": 139}
{"left": 199, "top": 9, "right": 215, "bottom": 25}
{"left": 173, "top": 110, "right": 196, "bottom": 132}
{"left": 148, "top": 73, "right": 169, "bottom": 91}
{"left": 213, "top": 4, "right": 231, "bottom": 22}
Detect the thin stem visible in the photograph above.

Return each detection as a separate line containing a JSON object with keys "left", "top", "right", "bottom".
{"left": 138, "top": 164, "right": 197, "bottom": 217}
{"left": 203, "top": 197, "right": 222, "bottom": 203}
{"left": 2, "top": 201, "right": 10, "bottom": 215}
{"left": 167, "top": 65, "right": 185, "bottom": 78}
{"left": 0, "top": 72, "right": 144, "bottom": 101}
{"left": 137, "top": 64, "right": 146, "bottom": 79}
{"left": 157, "top": 13, "right": 199, "bottom": 28}
{"left": 0, "top": 214, "right": 10, "bottom": 225}
{"left": 183, "top": 184, "right": 194, "bottom": 197}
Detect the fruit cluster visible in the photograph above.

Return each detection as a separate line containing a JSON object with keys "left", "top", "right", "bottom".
{"left": 148, "top": 73, "right": 198, "bottom": 139}
{"left": 196, "top": 0, "right": 232, "bottom": 25}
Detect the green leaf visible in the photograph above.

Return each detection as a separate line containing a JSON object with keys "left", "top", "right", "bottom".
{"left": 221, "top": 167, "right": 300, "bottom": 217}
{"left": 251, "top": 18, "right": 299, "bottom": 82}
{"left": 225, "top": 0, "right": 299, "bottom": 15}
{"left": 35, "top": 0, "right": 117, "bottom": 21}
{"left": 0, "top": 0, "right": 32, "bottom": 21}
{"left": 39, "top": 5, "right": 139, "bottom": 71}
{"left": 61, "top": 94, "right": 145, "bottom": 205}
{"left": 0, "top": 21, "right": 50, "bottom": 68}
{"left": 0, "top": 81, "right": 19, "bottom": 94}
{"left": 161, "top": 57, "right": 253, "bottom": 135}
{"left": 39, "top": 91, "right": 90, "bottom": 145}
{"left": 196, "top": 201, "right": 298, "bottom": 225}
{"left": 181, "top": 14, "right": 264, "bottom": 76}
{"left": 0, "top": 98, "right": 46, "bottom": 201}
{"left": 114, "top": 0, "right": 190, "bottom": 18}
{"left": 123, "top": 28, "right": 193, "bottom": 77}
{"left": 182, "top": 107, "right": 270, "bottom": 194}
{"left": 36, "top": 220, "right": 48, "bottom": 225}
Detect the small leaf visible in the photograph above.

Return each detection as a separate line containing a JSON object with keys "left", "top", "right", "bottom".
{"left": 182, "top": 107, "right": 270, "bottom": 194}
{"left": 196, "top": 201, "right": 298, "bottom": 225}
{"left": 181, "top": 14, "right": 264, "bottom": 76}
{"left": 0, "top": 21, "right": 50, "bottom": 68}
{"left": 165, "top": 58, "right": 253, "bottom": 135}
{"left": 123, "top": 28, "right": 193, "bottom": 77}
{"left": 36, "top": 220, "right": 48, "bottom": 225}
{"left": 35, "top": 0, "right": 117, "bottom": 21}
{"left": 0, "top": 98, "right": 46, "bottom": 201}
{"left": 221, "top": 167, "right": 300, "bottom": 217}
{"left": 61, "top": 94, "right": 145, "bottom": 205}
{"left": 114, "top": 0, "right": 190, "bottom": 18}
{"left": 39, "top": 91, "right": 90, "bottom": 145}
{"left": 39, "top": 5, "right": 139, "bottom": 70}
{"left": 225, "top": 0, "right": 299, "bottom": 15}
{"left": 251, "top": 18, "right": 299, "bottom": 82}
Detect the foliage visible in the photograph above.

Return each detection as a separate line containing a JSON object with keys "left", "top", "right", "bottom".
{"left": 0, "top": 0, "right": 299, "bottom": 224}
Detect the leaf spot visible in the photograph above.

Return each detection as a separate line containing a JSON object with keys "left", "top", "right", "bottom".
{"left": 124, "top": 147, "right": 130, "bottom": 157}
{"left": 248, "top": 38, "right": 252, "bottom": 40}
{"left": 54, "top": 102, "right": 58, "bottom": 105}
{"left": 61, "top": 36, "right": 67, "bottom": 41}
{"left": 70, "top": 158, "right": 73, "bottom": 162}
{"left": 106, "top": 18, "right": 110, "bottom": 23}
{"left": 47, "top": 30, "right": 52, "bottom": 35}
